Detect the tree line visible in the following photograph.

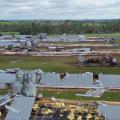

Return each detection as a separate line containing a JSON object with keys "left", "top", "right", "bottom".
{"left": 0, "top": 19, "right": 120, "bottom": 35}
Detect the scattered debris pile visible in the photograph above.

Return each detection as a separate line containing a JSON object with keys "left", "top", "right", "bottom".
{"left": 78, "top": 54, "right": 119, "bottom": 67}
{"left": 31, "top": 98, "right": 104, "bottom": 120}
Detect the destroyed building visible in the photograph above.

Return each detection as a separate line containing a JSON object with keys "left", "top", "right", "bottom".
{"left": 78, "top": 54, "right": 119, "bottom": 66}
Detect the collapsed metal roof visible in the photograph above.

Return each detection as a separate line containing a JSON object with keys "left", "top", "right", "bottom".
{"left": 0, "top": 69, "right": 43, "bottom": 120}
{"left": 5, "top": 95, "right": 35, "bottom": 120}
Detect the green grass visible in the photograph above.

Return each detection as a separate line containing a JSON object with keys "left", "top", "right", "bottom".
{"left": 0, "top": 55, "right": 120, "bottom": 74}
{"left": 0, "top": 32, "right": 20, "bottom": 35}
{"left": 0, "top": 55, "right": 77, "bottom": 71}
{"left": 85, "top": 33, "right": 120, "bottom": 37}
{"left": 39, "top": 90, "right": 120, "bottom": 101}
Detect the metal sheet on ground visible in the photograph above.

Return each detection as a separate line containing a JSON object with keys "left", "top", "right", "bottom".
{"left": 5, "top": 95, "right": 35, "bottom": 120}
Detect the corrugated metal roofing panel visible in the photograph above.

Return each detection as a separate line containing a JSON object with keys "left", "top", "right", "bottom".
{"left": 0, "top": 73, "right": 16, "bottom": 84}
{"left": 5, "top": 95, "right": 35, "bottom": 120}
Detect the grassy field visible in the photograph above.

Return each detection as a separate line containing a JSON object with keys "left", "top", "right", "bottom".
{"left": 85, "top": 33, "right": 120, "bottom": 37}
{"left": 39, "top": 89, "right": 120, "bottom": 101}
{"left": 0, "top": 55, "right": 120, "bottom": 74}
{"left": 0, "top": 88, "right": 120, "bottom": 101}
{"left": 0, "top": 32, "right": 20, "bottom": 35}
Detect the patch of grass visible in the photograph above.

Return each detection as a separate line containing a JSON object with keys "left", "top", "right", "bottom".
{"left": 39, "top": 90, "right": 120, "bottom": 101}
{"left": 84, "top": 33, "right": 120, "bottom": 38}
{"left": 0, "top": 55, "right": 76, "bottom": 70}
{"left": 0, "top": 32, "right": 20, "bottom": 35}
{"left": 0, "top": 55, "right": 120, "bottom": 74}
